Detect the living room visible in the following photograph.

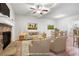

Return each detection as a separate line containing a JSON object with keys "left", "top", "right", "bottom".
{"left": 0, "top": 3, "right": 79, "bottom": 56}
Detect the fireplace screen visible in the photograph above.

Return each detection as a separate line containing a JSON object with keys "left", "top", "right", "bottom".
{"left": 3, "top": 31, "right": 11, "bottom": 49}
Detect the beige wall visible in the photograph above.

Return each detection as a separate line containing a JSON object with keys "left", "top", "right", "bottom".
{"left": 15, "top": 15, "right": 56, "bottom": 39}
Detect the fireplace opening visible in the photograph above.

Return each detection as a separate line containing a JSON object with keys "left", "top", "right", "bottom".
{"left": 3, "top": 31, "right": 11, "bottom": 50}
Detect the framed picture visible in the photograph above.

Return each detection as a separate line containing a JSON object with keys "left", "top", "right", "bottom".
{"left": 48, "top": 25, "right": 54, "bottom": 30}
{"left": 27, "top": 23, "right": 37, "bottom": 30}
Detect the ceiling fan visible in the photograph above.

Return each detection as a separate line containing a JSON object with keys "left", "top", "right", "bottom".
{"left": 26, "top": 3, "right": 57, "bottom": 17}
{"left": 29, "top": 4, "right": 49, "bottom": 15}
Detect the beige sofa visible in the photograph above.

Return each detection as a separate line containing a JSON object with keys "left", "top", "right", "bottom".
{"left": 50, "top": 36, "right": 67, "bottom": 53}
{"left": 29, "top": 39, "right": 50, "bottom": 56}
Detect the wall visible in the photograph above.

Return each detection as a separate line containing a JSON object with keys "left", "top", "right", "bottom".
{"left": 15, "top": 14, "right": 79, "bottom": 39}
{"left": 15, "top": 15, "right": 56, "bottom": 38}
{"left": 56, "top": 15, "right": 79, "bottom": 35}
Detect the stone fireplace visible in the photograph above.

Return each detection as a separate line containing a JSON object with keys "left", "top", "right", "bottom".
{"left": 0, "top": 23, "right": 12, "bottom": 53}
{"left": 0, "top": 3, "right": 15, "bottom": 54}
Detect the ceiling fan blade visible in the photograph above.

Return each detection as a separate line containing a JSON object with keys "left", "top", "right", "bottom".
{"left": 40, "top": 12, "right": 43, "bottom": 15}
{"left": 42, "top": 9, "right": 48, "bottom": 12}
{"left": 30, "top": 7, "right": 35, "bottom": 10}
{"left": 25, "top": 3, "right": 36, "bottom": 10}
{"left": 33, "top": 11, "right": 36, "bottom": 14}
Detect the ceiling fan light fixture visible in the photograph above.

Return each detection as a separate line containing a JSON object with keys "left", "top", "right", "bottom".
{"left": 30, "top": 3, "right": 49, "bottom": 16}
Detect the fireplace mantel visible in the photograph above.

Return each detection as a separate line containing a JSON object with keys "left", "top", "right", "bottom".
{"left": 0, "top": 13, "right": 14, "bottom": 26}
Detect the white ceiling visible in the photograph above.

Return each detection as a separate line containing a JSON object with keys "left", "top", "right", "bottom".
{"left": 11, "top": 3, "right": 79, "bottom": 19}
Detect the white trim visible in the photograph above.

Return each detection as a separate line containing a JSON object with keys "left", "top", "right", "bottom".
{"left": 0, "top": 13, "right": 14, "bottom": 26}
